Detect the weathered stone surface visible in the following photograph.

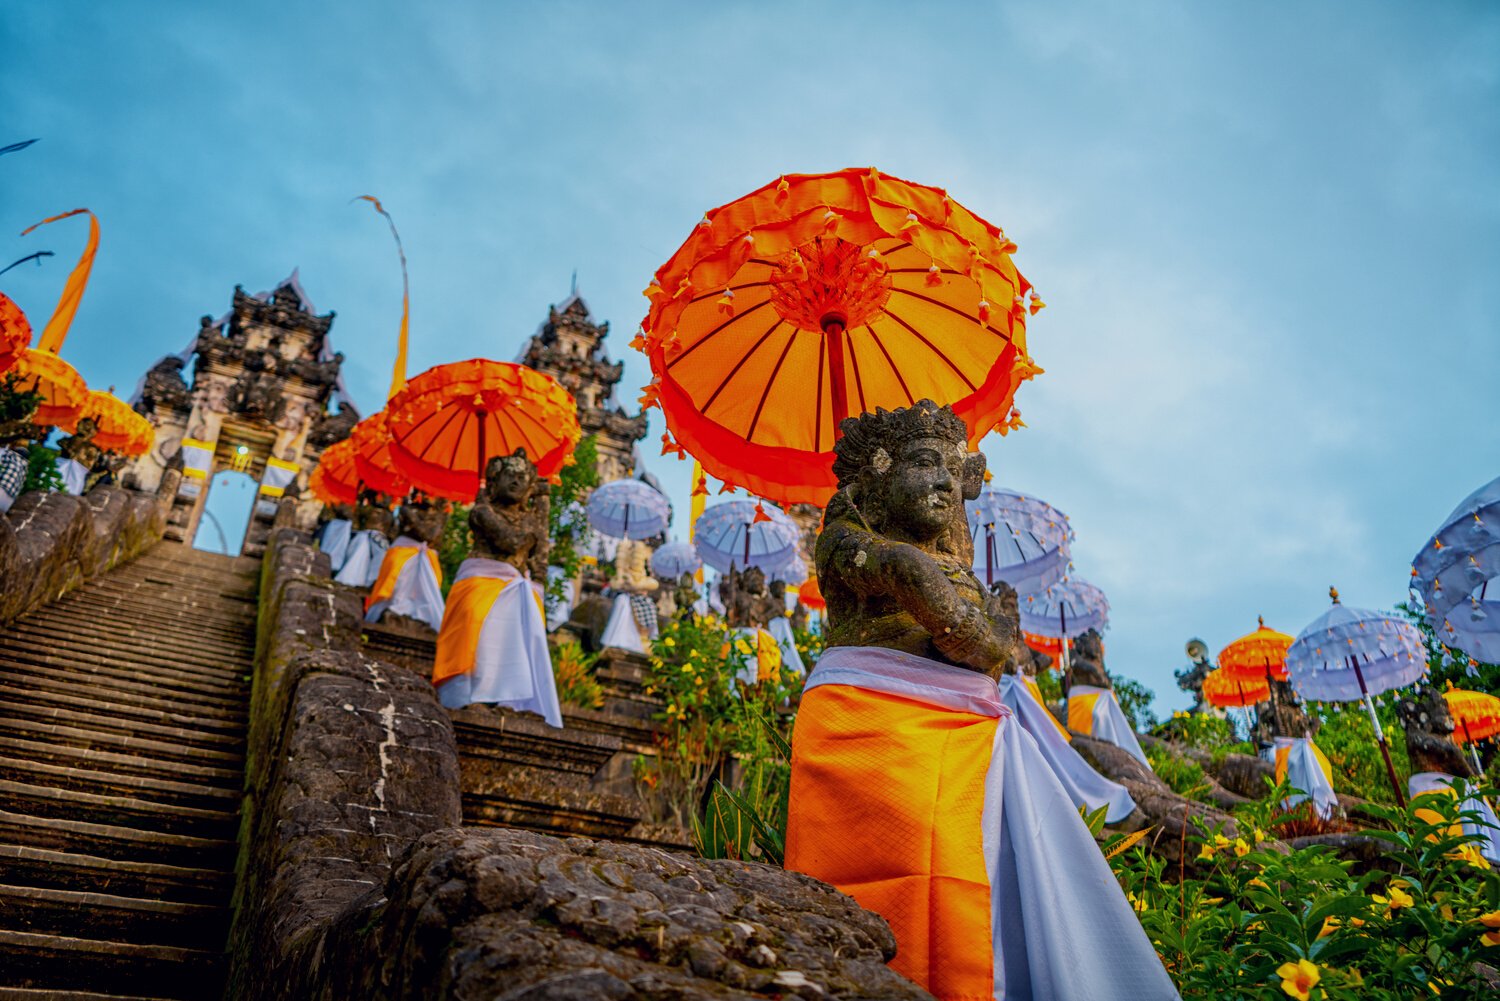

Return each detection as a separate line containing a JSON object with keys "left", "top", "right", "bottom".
{"left": 284, "top": 828, "right": 933, "bottom": 1001}
{"left": 0, "top": 485, "right": 165, "bottom": 624}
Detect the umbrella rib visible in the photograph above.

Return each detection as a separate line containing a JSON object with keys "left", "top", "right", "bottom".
{"left": 886, "top": 267, "right": 963, "bottom": 276}
{"left": 668, "top": 298, "right": 773, "bottom": 368}
{"left": 889, "top": 287, "right": 1012, "bottom": 341}
{"left": 498, "top": 407, "right": 545, "bottom": 464}
{"left": 745, "top": 326, "right": 798, "bottom": 443}
{"left": 848, "top": 334, "right": 868, "bottom": 414}
{"left": 688, "top": 280, "right": 770, "bottom": 304}
{"left": 864, "top": 325, "right": 909, "bottom": 405}
{"left": 883, "top": 308, "right": 977, "bottom": 391}
{"left": 426, "top": 406, "right": 469, "bottom": 473}
{"left": 702, "top": 318, "right": 782, "bottom": 418}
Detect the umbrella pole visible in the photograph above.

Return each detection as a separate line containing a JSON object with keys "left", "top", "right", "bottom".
{"left": 1350, "top": 655, "right": 1407, "bottom": 808}
{"left": 476, "top": 411, "right": 488, "bottom": 483}
{"left": 622, "top": 504, "right": 630, "bottom": 538}
{"left": 1461, "top": 718, "right": 1484, "bottom": 775}
{"left": 1059, "top": 605, "right": 1071, "bottom": 697}
{"left": 985, "top": 527, "right": 994, "bottom": 588}
{"left": 743, "top": 523, "right": 751, "bottom": 567}
{"left": 824, "top": 317, "right": 851, "bottom": 436}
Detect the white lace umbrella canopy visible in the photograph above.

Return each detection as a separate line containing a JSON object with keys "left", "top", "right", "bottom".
{"left": 692, "top": 499, "right": 800, "bottom": 574}
{"left": 586, "top": 478, "right": 672, "bottom": 541}
{"left": 965, "top": 487, "right": 1073, "bottom": 594}
{"left": 1018, "top": 575, "right": 1109, "bottom": 639}
{"left": 650, "top": 540, "right": 701, "bottom": 579}
{"left": 1411, "top": 473, "right": 1500, "bottom": 664}
{"left": 1287, "top": 596, "right": 1426, "bottom": 703}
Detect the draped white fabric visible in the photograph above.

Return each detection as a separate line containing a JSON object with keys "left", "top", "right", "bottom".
{"left": 437, "top": 557, "right": 562, "bottom": 728}
{"left": 805, "top": 647, "right": 1179, "bottom": 1000}
{"left": 1269, "top": 737, "right": 1338, "bottom": 819}
{"left": 56, "top": 457, "right": 87, "bottom": 496}
{"left": 318, "top": 518, "right": 352, "bottom": 572}
{"left": 1068, "top": 685, "right": 1152, "bottom": 769}
{"left": 600, "top": 593, "right": 649, "bottom": 653}
{"left": 766, "top": 616, "right": 805, "bottom": 677}
{"left": 334, "top": 530, "right": 389, "bottom": 587}
{"left": 365, "top": 538, "right": 444, "bottom": 632}
{"left": 999, "top": 676, "right": 1136, "bottom": 823}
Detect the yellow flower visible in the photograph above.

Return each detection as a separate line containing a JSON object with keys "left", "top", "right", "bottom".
{"left": 1254, "top": 827, "right": 1268, "bottom": 843}
{"left": 1196, "top": 845, "right": 1216, "bottom": 862}
{"left": 1449, "top": 844, "right": 1492, "bottom": 869}
{"left": 1277, "top": 959, "right": 1320, "bottom": 1000}
{"left": 1479, "top": 910, "right": 1500, "bottom": 947}
{"left": 1373, "top": 883, "right": 1414, "bottom": 913}
{"left": 1233, "top": 838, "right": 1251, "bottom": 858}
{"left": 1317, "top": 917, "right": 1340, "bottom": 939}
{"left": 1126, "top": 891, "right": 1147, "bottom": 913}
{"left": 1213, "top": 833, "right": 1233, "bottom": 847}
{"left": 1248, "top": 877, "right": 1270, "bottom": 890}
{"left": 662, "top": 636, "right": 676, "bottom": 648}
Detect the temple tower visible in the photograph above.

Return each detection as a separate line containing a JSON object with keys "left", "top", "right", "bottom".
{"left": 519, "top": 293, "right": 647, "bottom": 483}
{"left": 129, "top": 272, "right": 356, "bottom": 556}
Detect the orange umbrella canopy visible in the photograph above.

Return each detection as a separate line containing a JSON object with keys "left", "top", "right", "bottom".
{"left": 637, "top": 167, "right": 1043, "bottom": 507}
{"left": 309, "top": 438, "right": 360, "bottom": 507}
{"left": 1445, "top": 687, "right": 1500, "bottom": 745}
{"left": 1202, "top": 667, "right": 1272, "bottom": 709}
{"left": 0, "top": 292, "right": 32, "bottom": 373}
{"left": 1218, "top": 616, "right": 1294, "bottom": 683}
{"left": 81, "top": 389, "right": 153, "bottom": 455}
{"left": 9, "top": 348, "right": 87, "bottom": 428}
{"left": 350, "top": 410, "right": 411, "bottom": 499}
{"left": 386, "top": 359, "right": 580, "bottom": 502}
{"left": 797, "top": 574, "right": 826, "bottom": 611}
{"left": 1023, "top": 631, "right": 1064, "bottom": 660}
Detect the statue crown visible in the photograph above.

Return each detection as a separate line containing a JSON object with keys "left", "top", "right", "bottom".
{"left": 831, "top": 399, "right": 967, "bottom": 489}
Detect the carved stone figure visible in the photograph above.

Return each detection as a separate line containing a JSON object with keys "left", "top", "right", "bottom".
{"left": 1397, "top": 684, "right": 1473, "bottom": 778}
{"left": 354, "top": 487, "right": 397, "bottom": 540}
{"left": 673, "top": 571, "right": 699, "bottom": 621}
{"left": 1068, "top": 629, "right": 1112, "bottom": 689}
{"left": 58, "top": 417, "right": 103, "bottom": 469}
{"left": 610, "top": 538, "right": 659, "bottom": 595}
{"left": 201, "top": 377, "right": 231, "bottom": 414}
{"left": 1253, "top": 679, "right": 1319, "bottom": 743}
{"left": 815, "top": 399, "right": 1015, "bottom": 677}
{"left": 469, "top": 448, "right": 549, "bottom": 581}
{"left": 721, "top": 565, "right": 782, "bottom": 630}
{"left": 1175, "top": 642, "right": 1213, "bottom": 712}
{"left": 563, "top": 567, "right": 614, "bottom": 652}
{"left": 276, "top": 396, "right": 309, "bottom": 433}
{"left": 136, "top": 356, "right": 191, "bottom": 414}
{"left": 308, "top": 401, "right": 359, "bottom": 448}
{"left": 397, "top": 496, "right": 449, "bottom": 548}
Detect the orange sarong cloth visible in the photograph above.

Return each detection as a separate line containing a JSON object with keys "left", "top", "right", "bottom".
{"left": 785, "top": 684, "right": 996, "bottom": 1000}
{"left": 364, "top": 545, "right": 442, "bottom": 613}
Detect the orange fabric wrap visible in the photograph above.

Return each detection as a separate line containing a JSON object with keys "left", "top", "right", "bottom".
{"left": 1067, "top": 691, "right": 1101, "bottom": 735}
{"left": 21, "top": 208, "right": 98, "bottom": 355}
{"left": 365, "top": 546, "right": 441, "bottom": 612}
{"left": 1274, "top": 742, "right": 1334, "bottom": 788}
{"left": 785, "top": 684, "right": 995, "bottom": 1000}
{"left": 1026, "top": 678, "right": 1071, "bottom": 741}
{"left": 432, "top": 574, "right": 545, "bottom": 686}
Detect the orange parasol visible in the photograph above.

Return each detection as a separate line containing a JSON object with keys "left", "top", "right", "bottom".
{"left": 1218, "top": 616, "right": 1294, "bottom": 683}
{"left": 1202, "top": 666, "right": 1271, "bottom": 709}
{"left": 81, "top": 389, "right": 153, "bottom": 455}
{"left": 385, "top": 359, "right": 580, "bottom": 502}
{"left": 0, "top": 291, "right": 31, "bottom": 373}
{"left": 309, "top": 438, "right": 360, "bottom": 507}
{"left": 637, "top": 167, "right": 1043, "bottom": 507}
{"left": 797, "top": 574, "right": 826, "bottom": 612}
{"left": 1023, "top": 631, "right": 1064, "bottom": 661}
{"left": 9, "top": 348, "right": 87, "bottom": 428}
{"left": 349, "top": 410, "right": 411, "bottom": 499}
{"left": 1445, "top": 686, "right": 1500, "bottom": 746}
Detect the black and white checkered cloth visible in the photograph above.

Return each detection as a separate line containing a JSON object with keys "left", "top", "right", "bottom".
{"left": 629, "top": 592, "right": 659, "bottom": 639}
{"left": 0, "top": 449, "right": 26, "bottom": 503}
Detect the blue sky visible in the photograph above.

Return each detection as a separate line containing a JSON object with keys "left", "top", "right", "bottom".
{"left": 3, "top": 1, "right": 1496, "bottom": 714}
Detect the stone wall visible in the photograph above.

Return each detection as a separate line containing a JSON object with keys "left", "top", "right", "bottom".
{"left": 231, "top": 531, "right": 927, "bottom": 1000}
{"left": 0, "top": 485, "right": 167, "bottom": 625}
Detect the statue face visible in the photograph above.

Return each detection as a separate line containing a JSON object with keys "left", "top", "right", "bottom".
{"left": 487, "top": 459, "right": 534, "bottom": 504}
{"left": 742, "top": 567, "right": 766, "bottom": 593}
{"left": 77, "top": 417, "right": 97, "bottom": 436}
{"left": 881, "top": 435, "right": 965, "bottom": 540}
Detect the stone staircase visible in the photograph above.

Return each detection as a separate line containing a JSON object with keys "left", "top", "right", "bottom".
{"left": 0, "top": 542, "right": 258, "bottom": 1000}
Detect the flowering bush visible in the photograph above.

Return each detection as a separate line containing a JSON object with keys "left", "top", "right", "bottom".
{"left": 549, "top": 637, "right": 602, "bottom": 710}
{"left": 1108, "top": 782, "right": 1500, "bottom": 998}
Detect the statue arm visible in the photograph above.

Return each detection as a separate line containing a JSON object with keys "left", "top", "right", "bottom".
{"left": 821, "top": 520, "right": 1010, "bottom": 673}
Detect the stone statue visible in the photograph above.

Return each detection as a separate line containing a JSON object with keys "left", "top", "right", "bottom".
{"left": 137, "top": 355, "right": 190, "bottom": 414}
{"left": 563, "top": 567, "right": 614, "bottom": 652}
{"left": 1175, "top": 641, "right": 1213, "bottom": 712}
{"left": 610, "top": 538, "right": 659, "bottom": 595}
{"left": 1397, "top": 684, "right": 1473, "bottom": 778}
{"left": 398, "top": 496, "right": 449, "bottom": 548}
{"left": 58, "top": 416, "right": 102, "bottom": 468}
{"left": 469, "top": 448, "right": 549, "bottom": 581}
{"left": 1253, "top": 679, "right": 1319, "bottom": 743}
{"left": 202, "top": 377, "right": 231, "bottom": 414}
{"left": 354, "top": 487, "right": 397, "bottom": 540}
{"left": 308, "top": 401, "right": 358, "bottom": 448}
{"left": 815, "top": 399, "right": 1015, "bottom": 677}
{"left": 1068, "top": 629, "right": 1112, "bottom": 689}
{"left": 721, "top": 564, "right": 780, "bottom": 630}
{"left": 673, "top": 571, "right": 699, "bottom": 621}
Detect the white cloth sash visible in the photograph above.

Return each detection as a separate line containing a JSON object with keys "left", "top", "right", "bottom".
{"left": 365, "top": 536, "right": 444, "bottom": 632}
{"left": 319, "top": 518, "right": 352, "bottom": 572}
{"left": 438, "top": 557, "right": 562, "bottom": 728}
{"left": 807, "top": 647, "right": 1180, "bottom": 1000}
{"left": 1272, "top": 737, "right": 1338, "bottom": 819}
{"left": 1069, "top": 684, "right": 1152, "bottom": 768}
{"left": 334, "top": 529, "right": 389, "bottom": 587}
{"left": 56, "top": 457, "right": 88, "bottom": 496}
{"left": 1000, "top": 675, "right": 1136, "bottom": 823}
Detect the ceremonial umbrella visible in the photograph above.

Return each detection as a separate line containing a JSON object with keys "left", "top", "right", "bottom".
{"left": 349, "top": 411, "right": 411, "bottom": 499}
{"left": 966, "top": 486, "right": 1072, "bottom": 592}
{"left": 692, "top": 499, "right": 799, "bottom": 574}
{"left": 309, "top": 438, "right": 360, "bottom": 507}
{"left": 385, "top": 359, "right": 580, "bottom": 502}
{"left": 1218, "top": 616, "right": 1294, "bottom": 684}
{"left": 1203, "top": 665, "right": 1272, "bottom": 732}
{"left": 80, "top": 389, "right": 153, "bottom": 456}
{"left": 1023, "top": 632, "right": 1064, "bottom": 660}
{"left": 0, "top": 292, "right": 31, "bottom": 373}
{"left": 587, "top": 478, "right": 671, "bottom": 540}
{"left": 1411, "top": 474, "right": 1500, "bottom": 664}
{"left": 765, "top": 551, "right": 809, "bottom": 586}
{"left": 1287, "top": 588, "right": 1426, "bottom": 805}
{"left": 1020, "top": 575, "right": 1110, "bottom": 694}
{"left": 797, "top": 573, "right": 826, "bottom": 612}
{"left": 650, "top": 540, "right": 702, "bottom": 579}
{"left": 9, "top": 348, "right": 87, "bottom": 428}
{"left": 637, "top": 167, "right": 1044, "bottom": 507}
{"left": 1444, "top": 686, "right": 1500, "bottom": 774}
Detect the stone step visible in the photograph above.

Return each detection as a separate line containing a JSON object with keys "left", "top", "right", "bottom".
{"left": 0, "top": 626, "right": 252, "bottom": 677}
{"left": 12, "top": 617, "right": 253, "bottom": 660}
{"left": 40, "top": 595, "right": 255, "bottom": 635}
{"left": 0, "top": 737, "right": 241, "bottom": 788}
{"left": 0, "top": 929, "right": 223, "bottom": 1000}
{"left": 0, "top": 652, "right": 245, "bottom": 704}
{"left": 0, "top": 719, "right": 243, "bottom": 771}
{"left": 0, "top": 883, "right": 226, "bottom": 952}
{"left": 0, "top": 663, "right": 243, "bottom": 717}
{"left": 451, "top": 706, "right": 620, "bottom": 783}
{"left": 0, "top": 757, "right": 238, "bottom": 814}
{"left": 0, "top": 844, "right": 230, "bottom": 907}
{"left": 0, "top": 684, "right": 243, "bottom": 739}
{"left": 462, "top": 765, "right": 642, "bottom": 840}
{"left": 0, "top": 987, "right": 171, "bottom": 1001}
{"left": 0, "top": 782, "right": 237, "bottom": 842}
{"left": 0, "top": 811, "right": 234, "bottom": 870}
{"left": 0, "top": 702, "right": 244, "bottom": 754}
